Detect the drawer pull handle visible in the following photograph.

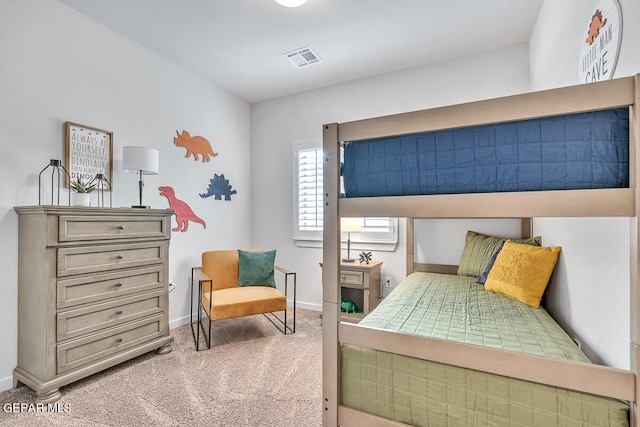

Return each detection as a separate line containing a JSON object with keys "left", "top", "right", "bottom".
{"left": 115, "top": 310, "right": 123, "bottom": 316}
{"left": 116, "top": 338, "right": 123, "bottom": 343}
{"left": 116, "top": 254, "right": 124, "bottom": 260}
{"left": 117, "top": 225, "right": 126, "bottom": 230}
{"left": 115, "top": 282, "right": 123, "bottom": 288}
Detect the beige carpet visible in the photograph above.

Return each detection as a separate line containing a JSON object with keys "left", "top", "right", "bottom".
{"left": 0, "top": 309, "right": 322, "bottom": 427}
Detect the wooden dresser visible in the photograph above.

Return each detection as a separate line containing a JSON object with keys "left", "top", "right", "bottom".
{"left": 13, "top": 206, "right": 174, "bottom": 403}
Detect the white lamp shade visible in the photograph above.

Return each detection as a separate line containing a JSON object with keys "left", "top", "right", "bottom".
{"left": 341, "top": 217, "right": 362, "bottom": 233}
{"left": 274, "top": 0, "right": 307, "bottom": 7}
{"left": 122, "top": 146, "right": 159, "bottom": 175}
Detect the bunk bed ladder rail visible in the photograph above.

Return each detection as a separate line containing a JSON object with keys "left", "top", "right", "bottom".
{"left": 631, "top": 72, "right": 640, "bottom": 427}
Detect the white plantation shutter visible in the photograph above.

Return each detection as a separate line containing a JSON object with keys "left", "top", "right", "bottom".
{"left": 297, "top": 146, "right": 323, "bottom": 231}
{"left": 293, "top": 142, "right": 397, "bottom": 250}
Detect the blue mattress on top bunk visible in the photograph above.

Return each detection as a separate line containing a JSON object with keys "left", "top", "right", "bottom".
{"left": 342, "top": 108, "right": 629, "bottom": 198}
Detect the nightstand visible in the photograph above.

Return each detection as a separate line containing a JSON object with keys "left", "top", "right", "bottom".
{"left": 339, "top": 260, "right": 382, "bottom": 323}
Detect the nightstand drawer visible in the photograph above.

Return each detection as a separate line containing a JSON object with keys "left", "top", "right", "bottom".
{"left": 57, "top": 266, "right": 163, "bottom": 309}
{"left": 57, "top": 290, "right": 164, "bottom": 341}
{"left": 57, "top": 314, "right": 165, "bottom": 374}
{"left": 59, "top": 215, "right": 169, "bottom": 242}
{"left": 57, "top": 242, "right": 166, "bottom": 277}
{"left": 340, "top": 270, "right": 364, "bottom": 287}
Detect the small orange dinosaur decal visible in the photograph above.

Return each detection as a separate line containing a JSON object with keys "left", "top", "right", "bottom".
{"left": 159, "top": 186, "right": 206, "bottom": 232}
{"left": 585, "top": 9, "right": 607, "bottom": 45}
{"left": 173, "top": 130, "right": 218, "bottom": 162}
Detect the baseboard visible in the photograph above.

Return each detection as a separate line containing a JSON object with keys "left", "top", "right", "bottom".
{"left": 169, "top": 315, "right": 194, "bottom": 330}
{"left": 169, "top": 300, "right": 322, "bottom": 330}
{"left": 295, "top": 301, "right": 321, "bottom": 312}
{"left": 0, "top": 374, "right": 13, "bottom": 393}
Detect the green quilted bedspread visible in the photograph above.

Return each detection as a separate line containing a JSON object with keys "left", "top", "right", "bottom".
{"left": 340, "top": 272, "right": 629, "bottom": 426}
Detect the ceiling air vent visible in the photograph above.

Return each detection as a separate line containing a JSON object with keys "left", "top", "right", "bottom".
{"left": 284, "top": 46, "right": 323, "bottom": 68}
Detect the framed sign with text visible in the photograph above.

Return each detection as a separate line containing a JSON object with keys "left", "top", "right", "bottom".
{"left": 579, "top": 0, "right": 622, "bottom": 83}
{"left": 65, "top": 122, "right": 113, "bottom": 190}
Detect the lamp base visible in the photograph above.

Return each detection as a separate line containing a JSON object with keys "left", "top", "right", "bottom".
{"left": 343, "top": 236, "right": 357, "bottom": 262}
{"left": 131, "top": 205, "right": 151, "bottom": 209}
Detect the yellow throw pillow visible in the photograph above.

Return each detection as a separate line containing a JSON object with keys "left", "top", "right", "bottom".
{"left": 484, "top": 240, "right": 561, "bottom": 308}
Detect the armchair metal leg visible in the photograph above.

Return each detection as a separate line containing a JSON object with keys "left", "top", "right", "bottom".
{"left": 292, "top": 272, "right": 296, "bottom": 334}
{"left": 263, "top": 270, "right": 297, "bottom": 334}
{"left": 190, "top": 268, "right": 212, "bottom": 351}
{"left": 263, "top": 309, "right": 296, "bottom": 334}
{"left": 288, "top": 269, "right": 296, "bottom": 334}
{"left": 190, "top": 267, "right": 198, "bottom": 348}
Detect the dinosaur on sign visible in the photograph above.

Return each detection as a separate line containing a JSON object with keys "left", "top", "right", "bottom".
{"left": 585, "top": 9, "right": 607, "bottom": 45}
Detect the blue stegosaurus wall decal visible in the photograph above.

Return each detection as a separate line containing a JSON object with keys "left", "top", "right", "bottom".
{"left": 200, "top": 173, "right": 237, "bottom": 201}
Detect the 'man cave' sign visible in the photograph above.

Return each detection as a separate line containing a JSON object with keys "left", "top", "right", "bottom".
{"left": 579, "top": 0, "right": 622, "bottom": 83}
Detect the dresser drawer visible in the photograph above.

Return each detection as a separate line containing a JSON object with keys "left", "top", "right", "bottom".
{"left": 59, "top": 215, "right": 169, "bottom": 242}
{"left": 57, "top": 266, "right": 163, "bottom": 309}
{"left": 57, "top": 242, "right": 166, "bottom": 277}
{"left": 340, "top": 270, "right": 364, "bottom": 287}
{"left": 57, "top": 315, "right": 165, "bottom": 374}
{"left": 57, "top": 290, "right": 164, "bottom": 341}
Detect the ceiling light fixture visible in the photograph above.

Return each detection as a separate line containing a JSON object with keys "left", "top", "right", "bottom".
{"left": 274, "top": 0, "right": 307, "bottom": 7}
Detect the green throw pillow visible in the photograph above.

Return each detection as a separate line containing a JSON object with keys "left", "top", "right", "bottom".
{"left": 457, "top": 230, "right": 542, "bottom": 277}
{"left": 237, "top": 250, "right": 276, "bottom": 287}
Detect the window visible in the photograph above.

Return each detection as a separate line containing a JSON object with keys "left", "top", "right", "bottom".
{"left": 295, "top": 143, "right": 324, "bottom": 239}
{"left": 293, "top": 143, "right": 398, "bottom": 250}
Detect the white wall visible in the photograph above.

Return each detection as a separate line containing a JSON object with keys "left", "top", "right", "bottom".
{"left": 535, "top": 218, "right": 630, "bottom": 367}
{"left": 0, "top": 0, "right": 250, "bottom": 391}
{"left": 250, "top": 44, "right": 531, "bottom": 313}
{"left": 528, "top": 0, "right": 640, "bottom": 369}
{"left": 415, "top": 219, "right": 523, "bottom": 266}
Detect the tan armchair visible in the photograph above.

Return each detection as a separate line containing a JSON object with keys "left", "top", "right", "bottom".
{"left": 191, "top": 249, "right": 296, "bottom": 350}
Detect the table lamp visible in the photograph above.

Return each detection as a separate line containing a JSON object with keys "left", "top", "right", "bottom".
{"left": 341, "top": 217, "right": 362, "bottom": 262}
{"left": 122, "top": 146, "right": 159, "bottom": 208}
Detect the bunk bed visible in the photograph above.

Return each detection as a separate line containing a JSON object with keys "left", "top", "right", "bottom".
{"left": 322, "top": 74, "right": 640, "bottom": 426}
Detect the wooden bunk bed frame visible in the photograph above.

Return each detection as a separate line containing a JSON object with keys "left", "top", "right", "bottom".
{"left": 322, "top": 74, "right": 640, "bottom": 426}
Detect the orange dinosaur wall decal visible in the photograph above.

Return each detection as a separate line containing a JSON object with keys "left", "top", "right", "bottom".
{"left": 159, "top": 186, "right": 206, "bottom": 232}
{"left": 585, "top": 9, "right": 607, "bottom": 45}
{"left": 173, "top": 130, "right": 219, "bottom": 162}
